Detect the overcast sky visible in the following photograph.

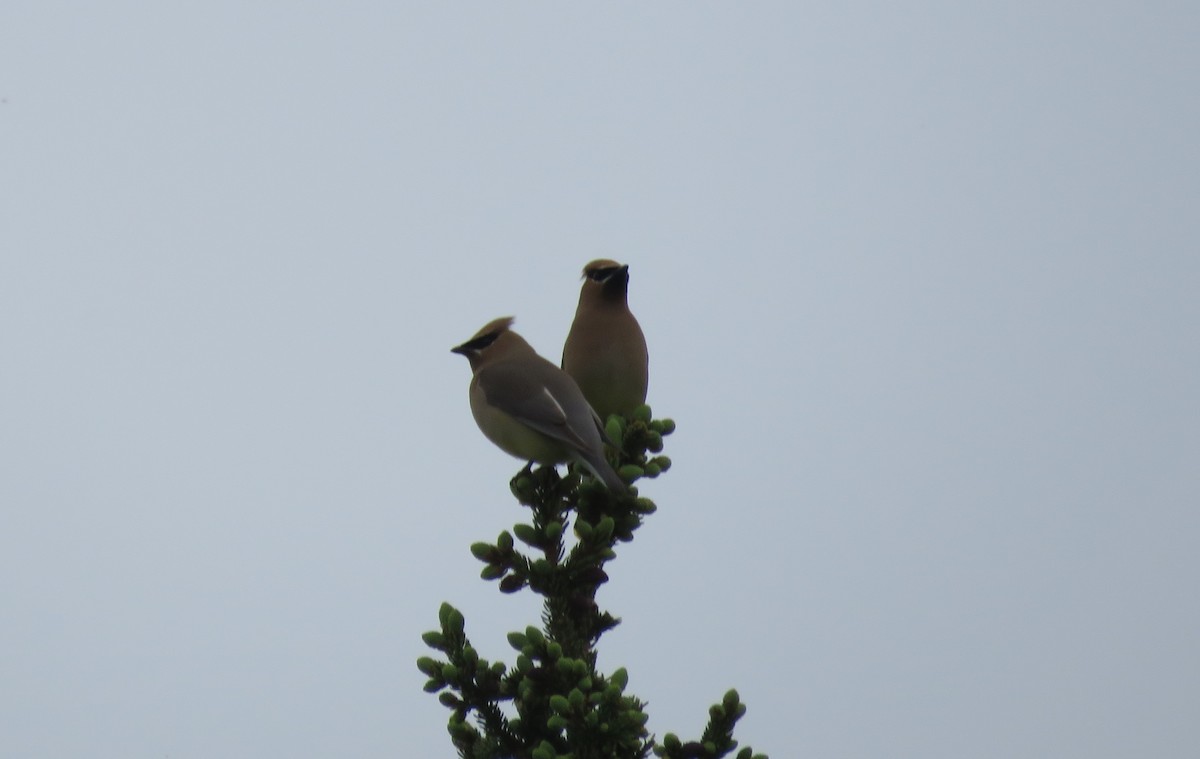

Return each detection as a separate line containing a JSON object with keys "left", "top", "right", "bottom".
{"left": 2, "top": 3, "right": 1198, "bottom": 758}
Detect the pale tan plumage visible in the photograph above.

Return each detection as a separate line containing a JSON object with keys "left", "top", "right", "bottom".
{"left": 562, "top": 259, "right": 649, "bottom": 420}
{"left": 452, "top": 317, "right": 626, "bottom": 492}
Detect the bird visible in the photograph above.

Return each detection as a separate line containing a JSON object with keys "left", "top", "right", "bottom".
{"left": 451, "top": 316, "right": 627, "bottom": 492}
{"left": 562, "top": 259, "right": 649, "bottom": 421}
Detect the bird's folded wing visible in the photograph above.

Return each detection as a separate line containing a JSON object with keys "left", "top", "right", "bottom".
{"left": 476, "top": 363, "right": 594, "bottom": 452}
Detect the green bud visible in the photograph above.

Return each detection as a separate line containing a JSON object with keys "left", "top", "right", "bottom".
{"left": 617, "top": 464, "right": 644, "bottom": 482}
{"left": 643, "top": 462, "right": 661, "bottom": 477}
{"left": 440, "top": 663, "right": 459, "bottom": 682}
{"left": 663, "top": 733, "right": 681, "bottom": 750}
{"left": 568, "top": 688, "right": 585, "bottom": 709}
{"left": 557, "top": 657, "right": 577, "bottom": 675}
{"left": 511, "top": 475, "right": 534, "bottom": 496}
{"left": 421, "top": 631, "right": 447, "bottom": 650}
{"left": 497, "top": 530, "right": 514, "bottom": 552}
{"left": 516, "top": 654, "right": 533, "bottom": 673}
{"left": 605, "top": 416, "right": 624, "bottom": 445}
{"left": 461, "top": 645, "right": 478, "bottom": 665}
{"left": 579, "top": 477, "right": 605, "bottom": 498}
{"left": 547, "top": 714, "right": 568, "bottom": 731}
{"left": 550, "top": 695, "right": 571, "bottom": 714}
{"left": 447, "top": 715, "right": 474, "bottom": 737}
{"left": 645, "top": 430, "right": 663, "bottom": 452}
{"left": 491, "top": 661, "right": 506, "bottom": 676}
{"left": 525, "top": 626, "right": 545, "bottom": 647}
{"left": 634, "top": 497, "right": 657, "bottom": 514}
{"left": 633, "top": 404, "right": 652, "bottom": 422}
{"left": 437, "top": 602, "right": 455, "bottom": 628}
{"left": 546, "top": 641, "right": 562, "bottom": 659}
{"left": 480, "top": 564, "right": 505, "bottom": 580}
{"left": 544, "top": 521, "right": 563, "bottom": 541}
{"left": 595, "top": 516, "right": 615, "bottom": 541}
{"left": 504, "top": 629, "right": 528, "bottom": 648}
{"left": 736, "top": 703, "right": 747, "bottom": 718}
{"left": 499, "top": 575, "right": 526, "bottom": 594}
{"left": 422, "top": 677, "right": 444, "bottom": 693}
{"left": 709, "top": 703, "right": 726, "bottom": 720}
{"left": 416, "top": 657, "right": 442, "bottom": 677}
{"left": 513, "top": 523, "right": 540, "bottom": 547}
{"left": 469, "top": 542, "right": 497, "bottom": 562}
{"left": 574, "top": 519, "right": 594, "bottom": 540}
{"left": 703, "top": 742, "right": 716, "bottom": 755}
{"left": 652, "top": 455, "right": 671, "bottom": 472}
{"left": 610, "top": 667, "right": 629, "bottom": 690}
{"left": 723, "top": 688, "right": 741, "bottom": 710}
{"left": 628, "top": 710, "right": 649, "bottom": 726}
{"left": 578, "top": 676, "right": 592, "bottom": 691}
{"left": 531, "top": 743, "right": 553, "bottom": 759}
{"left": 580, "top": 566, "right": 609, "bottom": 584}
{"left": 438, "top": 691, "right": 460, "bottom": 708}
{"left": 443, "top": 607, "right": 465, "bottom": 636}
{"left": 658, "top": 418, "right": 676, "bottom": 435}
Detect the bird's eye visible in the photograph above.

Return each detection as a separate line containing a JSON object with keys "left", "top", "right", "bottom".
{"left": 588, "top": 266, "right": 619, "bottom": 282}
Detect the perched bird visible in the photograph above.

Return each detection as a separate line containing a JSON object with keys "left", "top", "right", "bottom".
{"left": 562, "top": 259, "right": 649, "bottom": 420}
{"left": 451, "top": 316, "right": 626, "bottom": 492}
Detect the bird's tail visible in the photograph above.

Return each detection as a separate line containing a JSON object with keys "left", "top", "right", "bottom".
{"left": 576, "top": 452, "right": 628, "bottom": 495}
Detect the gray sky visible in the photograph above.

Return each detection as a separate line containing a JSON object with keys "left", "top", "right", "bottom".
{"left": 3, "top": 3, "right": 1198, "bottom": 758}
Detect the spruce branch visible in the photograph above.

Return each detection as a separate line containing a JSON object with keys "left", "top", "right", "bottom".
{"left": 420, "top": 407, "right": 766, "bottom": 759}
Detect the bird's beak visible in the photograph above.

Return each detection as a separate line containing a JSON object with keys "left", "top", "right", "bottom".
{"left": 609, "top": 265, "right": 630, "bottom": 288}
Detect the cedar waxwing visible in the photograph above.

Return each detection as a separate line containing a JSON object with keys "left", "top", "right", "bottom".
{"left": 562, "top": 259, "right": 649, "bottom": 420}
{"left": 451, "top": 316, "right": 627, "bottom": 493}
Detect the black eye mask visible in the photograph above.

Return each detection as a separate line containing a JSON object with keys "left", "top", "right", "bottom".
{"left": 588, "top": 266, "right": 621, "bottom": 282}
{"left": 461, "top": 331, "right": 500, "bottom": 352}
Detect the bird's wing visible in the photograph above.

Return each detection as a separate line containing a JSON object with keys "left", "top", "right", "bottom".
{"left": 476, "top": 362, "right": 596, "bottom": 453}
